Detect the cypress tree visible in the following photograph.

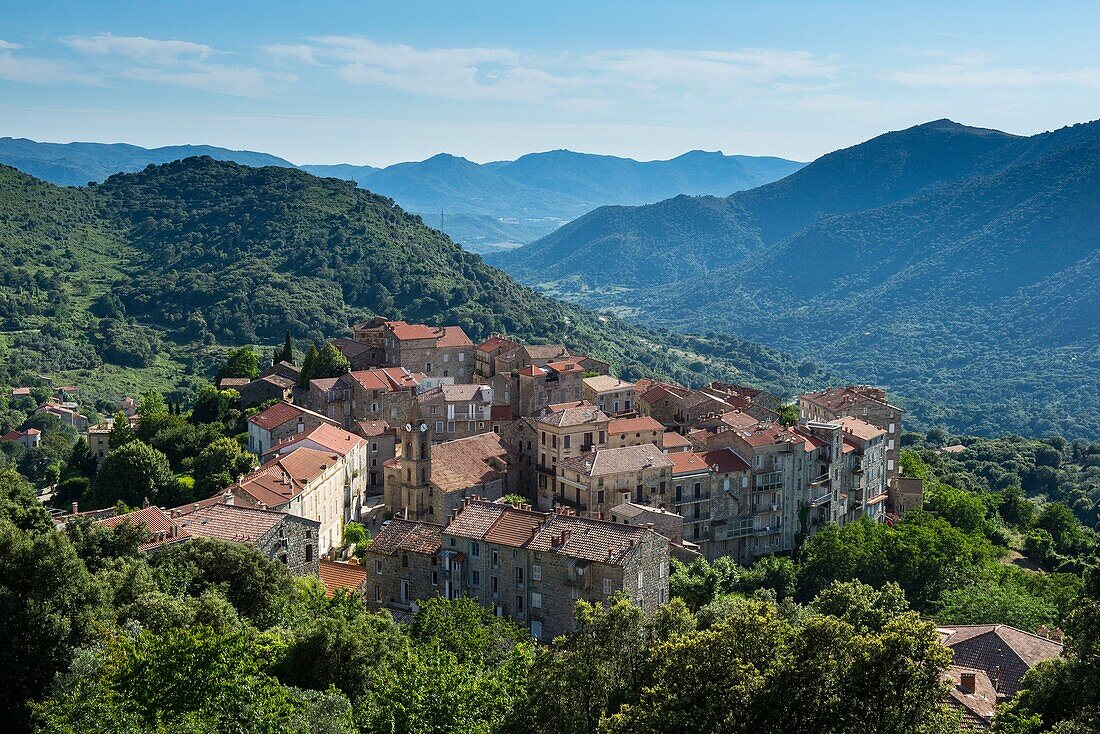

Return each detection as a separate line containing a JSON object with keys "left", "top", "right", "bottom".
{"left": 280, "top": 329, "right": 294, "bottom": 365}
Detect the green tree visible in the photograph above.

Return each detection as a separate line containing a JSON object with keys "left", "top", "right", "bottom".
{"left": 189, "top": 385, "right": 238, "bottom": 425}
{"left": 192, "top": 437, "right": 256, "bottom": 497}
{"left": 311, "top": 342, "right": 350, "bottom": 380}
{"left": 62, "top": 437, "right": 98, "bottom": 480}
{"left": 0, "top": 518, "right": 104, "bottom": 731}
{"left": 107, "top": 412, "right": 135, "bottom": 450}
{"left": 776, "top": 403, "right": 800, "bottom": 426}
{"left": 298, "top": 345, "right": 319, "bottom": 388}
{"left": 217, "top": 347, "right": 261, "bottom": 380}
{"left": 90, "top": 440, "right": 176, "bottom": 509}
{"left": 136, "top": 391, "right": 167, "bottom": 419}
{"left": 280, "top": 329, "right": 294, "bottom": 364}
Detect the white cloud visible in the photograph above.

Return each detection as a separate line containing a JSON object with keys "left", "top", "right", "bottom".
{"left": 62, "top": 33, "right": 284, "bottom": 97}
{"left": 0, "top": 40, "right": 25, "bottom": 51}
{"left": 883, "top": 52, "right": 1100, "bottom": 90}
{"left": 0, "top": 42, "right": 100, "bottom": 84}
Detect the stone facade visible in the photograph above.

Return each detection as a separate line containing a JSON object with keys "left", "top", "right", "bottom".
{"left": 247, "top": 401, "right": 338, "bottom": 457}
{"left": 582, "top": 375, "right": 636, "bottom": 416}
{"left": 799, "top": 386, "right": 903, "bottom": 486}
{"left": 174, "top": 501, "right": 321, "bottom": 576}
{"left": 307, "top": 368, "right": 427, "bottom": 431}
{"left": 418, "top": 384, "right": 495, "bottom": 442}
{"left": 557, "top": 444, "right": 673, "bottom": 519}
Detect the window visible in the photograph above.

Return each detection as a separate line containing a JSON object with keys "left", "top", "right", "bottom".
{"left": 471, "top": 570, "right": 480, "bottom": 586}
{"left": 512, "top": 549, "right": 519, "bottom": 558}
{"left": 532, "top": 564, "right": 541, "bottom": 581}
{"left": 491, "top": 575, "right": 499, "bottom": 595}
{"left": 431, "top": 570, "right": 439, "bottom": 586}
{"left": 371, "top": 442, "right": 378, "bottom": 452}
{"left": 436, "top": 421, "right": 444, "bottom": 433}
{"left": 305, "top": 545, "right": 313, "bottom": 562}
{"left": 471, "top": 542, "right": 481, "bottom": 558}
{"left": 375, "top": 560, "right": 383, "bottom": 575}
{"left": 888, "top": 459, "right": 895, "bottom": 472}
{"left": 658, "top": 588, "right": 666, "bottom": 604}
{"left": 444, "top": 353, "right": 450, "bottom": 362}
{"left": 541, "top": 431, "right": 546, "bottom": 446}
{"left": 889, "top": 423, "right": 896, "bottom": 434}
{"left": 552, "top": 435, "right": 558, "bottom": 448}
{"left": 371, "top": 403, "right": 378, "bottom": 412}
{"left": 563, "top": 434, "right": 570, "bottom": 449}
{"left": 447, "top": 421, "right": 455, "bottom": 433}
{"left": 515, "top": 595, "right": 524, "bottom": 613}
{"left": 491, "top": 549, "right": 499, "bottom": 568}
{"left": 425, "top": 362, "right": 432, "bottom": 372}
{"left": 402, "top": 553, "right": 409, "bottom": 568}
{"left": 887, "top": 439, "right": 895, "bottom": 450}
{"left": 638, "top": 570, "right": 644, "bottom": 588}
{"left": 603, "top": 578, "right": 613, "bottom": 595}
{"left": 458, "top": 353, "right": 465, "bottom": 362}
{"left": 531, "top": 620, "right": 542, "bottom": 639}
{"left": 532, "top": 592, "right": 542, "bottom": 608}
{"left": 597, "top": 489, "right": 605, "bottom": 505}
{"left": 400, "top": 580, "right": 410, "bottom": 603}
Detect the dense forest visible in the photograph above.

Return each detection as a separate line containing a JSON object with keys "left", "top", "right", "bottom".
{"left": 0, "top": 159, "right": 812, "bottom": 420}
{"left": 492, "top": 120, "right": 1100, "bottom": 439}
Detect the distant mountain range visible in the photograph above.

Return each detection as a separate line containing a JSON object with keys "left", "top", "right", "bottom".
{"left": 0, "top": 137, "right": 803, "bottom": 253}
{"left": 490, "top": 119, "right": 1100, "bottom": 438}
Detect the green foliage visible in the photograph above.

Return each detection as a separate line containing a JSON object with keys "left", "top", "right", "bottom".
{"left": 312, "top": 342, "right": 350, "bottom": 380}
{"left": 191, "top": 437, "right": 256, "bottom": 497}
{"left": 90, "top": 440, "right": 176, "bottom": 509}
{"left": 107, "top": 412, "right": 135, "bottom": 450}
{"left": 776, "top": 403, "right": 800, "bottom": 426}
{"left": 217, "top": 346, "right": 261, "bottom": 380}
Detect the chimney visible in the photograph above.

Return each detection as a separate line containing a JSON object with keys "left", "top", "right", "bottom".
{"left": 71, "top": 501, "right": 79, "bottom": 515}
{"left": 142, "top": 496, "right": 150, "bottom": 509}
{"left": 223, "top": 491, "right": 234, "bottom": 506}
{"left": 960, "top": 672, "right": 976, "bottom": 693}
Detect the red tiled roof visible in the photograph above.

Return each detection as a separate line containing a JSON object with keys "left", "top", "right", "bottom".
{"left": 268, "top": 422, "right": 365, "bottom": 458}
{"left": 437, "top": 326, "right": 473, "bottom": 348}
{"left": 430, "top": 433, "right": 513, "bottom": 493}
{"left": 837, "top": 416, "right": 886, "bottom": 441}
{"left": 490, "top": 405, "right": 513, "bottom": 422}
{"left": 176, "top": 503, "right": 289, "bottom": 543}
{"left": 516, "top": 365, "right": 541, "bottom": 377}
{"left": 0, "top": 430, "right": 24, "bottom": 441}
{"left": 668, "top": 452, "right": 709, "bottom": 475}
{"left": 355, "top": 420, "right": 391, "bottom": 437}
{"left": 248, "top": 401, "right": 321, "bottom": 431}
{"left": 385, "top": 320, "right": 439, "bottom": 341}
{"left": 608, "top": 416, "right": 664, "bottom": 435}
{"left": 318, "top": 559, "right": 369, "bottom": 597}
{"left": 662, "top": 432, "right": 692, "bottom": 448}
{"left": 733, "top": 423, "right": 801, "bottom": 448}
{"left": 476, "top": 336, "right": 514, "bottom": 353}
{"left": 369, "top": 518, "right": 443, "bottom": 556}
{"left": 700, "top": 448, "right": 750, "bottom": 474}
{"left": 939, "top": 624, "right": 1063, "bottom": 697}
{"left": 232, "top": 447, "right": 340, "bottom": 507}
{"left": 545, "top": 360, "right": 582, "bottom": 373}
{"left": 97, "top": 507, "right": 189, "bottom": 551}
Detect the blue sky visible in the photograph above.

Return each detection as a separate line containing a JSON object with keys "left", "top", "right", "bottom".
{"left": 1, "top": 1, "right": 1098, "bottom": 165}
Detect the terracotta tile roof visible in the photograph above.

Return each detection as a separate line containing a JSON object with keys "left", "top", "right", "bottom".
{"left": 516, "top": 365, "right": 541, "bottom": 377}
{"left": 546, "top": 400, "right": 588, "bottom": 412}
{"left": 218, "top": 377, "right": 251, "bottom": 388}
{"left": 733, "top": 423, "right": 802, "bottom": 448}
{"left": 484, "top": 509, "right": 544, "bottom": 546}
{"left": 176, "top": 503, "right": 290, "bottom": 543}
{"left": 267, "top": 422, "right": 365, "bottom": 458}
{"left": 490, "top": 405, "right": 512, "bottom": 422}
{"left": 608, "top": 416, "right": 664, "bottom": 435}
{"left": 318, "top": 559, "right": 369, "bottom": 597}
{"left": 939, "top": 624, "right": 1063, "bottom": 696}
{"left": 717, "top": 410, "right": 760, "bottom": 430}
{"left": 536, "top": 403, "right": 609, "bottom": 428}
{"left": 259, "top": 374, "right": 296, "bottom": 389}
{"left": 640, "top": 384, "right": 679, "bottom": 404}
{"left": 583, "top": 375, "right": 635, "bottom": 393}
{"left": 378, "top": 368, "right": 424, "bottom": 390}
{"left": 344, "top": 370, "right": 389, "bottom": 392}
{"left": 385, "top": 320, "right": 439, "bottom": 341}
{"left": 662, "top": 432, "right": 692, "bottom": 449}
{"left": 248, "top": 401, "right": 333, "bottom": 432}
{"left": 944, "top": 667, "right": 998, "bottom": 726}
{"left": 476, "top": 336, "right": 515, "bottom": 353}
{"left": 668, "top": 452, "right": 710, "bottom": 476}
{"left": 443, "top": 502, "right": 509, "bottom": 540}
{"left": 800, "top": 386, "right": 894, "bottom": 411}
{"left": 700, "top": 448, "right": 751, "bottom": 473}
{"left": 561, "top": 444, "right": 671, "bottom": 477}
{"left": 10, "top": 387, "right": 31, "bottom": 396}
{"left": 430, "top": 433, "right": 513, "bottom": 494}
{"left": 369, "top": 518, "right": 443, "bottom": 556}
{"left": 521, "top": 344, "right": 569, "bottom": 360}
{"left": 355, "top": 420, "right": 391, "bottom": 437}
{"left": 792, "top": 426, "right": 829, "bottom": 453}
{"left": 546, "top": 360, "right": 582, "bottom": 373}
{"left": 420, "top": 384, "right": 489, "bottom": 402}
{"left": 232, "top": 447, "right": 340, "bottom": 507}
{"left": 437, "top": 326, "right": 473, "bottom": 348}
{"left": 310, "top": 377, "right": 340, "bottom": 392}
{"left": 836, "top": 416, "right": 886, "bottom": 442}
{"left": 1, "top": 430, "right": 24, "bottom": 441}
{"left": 97, "top": 507, "right": 189, "bottom": 551}
{"left": 332, "top": 337, "right": 373, "bottom": 358}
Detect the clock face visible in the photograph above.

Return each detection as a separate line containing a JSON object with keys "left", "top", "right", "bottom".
{"left": 419, "top": 422, "right": 428, "bottom": 432}
{"left": 404, "top": 423, "right": 413, "bottom": 432}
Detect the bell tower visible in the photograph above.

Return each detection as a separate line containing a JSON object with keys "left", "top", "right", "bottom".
{"left": 394, "top": 399, "right": 434, "bottom": 519}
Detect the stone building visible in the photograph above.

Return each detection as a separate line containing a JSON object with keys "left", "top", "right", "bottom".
{"left": 174, "top": 501, "right": 320, "bottom": 575}
{"left": 383, "top": 423, "right": 516, "bottom": 523}
{"left": 606, "top": 416, "right": 665, "bottom": 450}
{"left": 557, "top": 444, "right": 673, "bottom": 519}
{"left": 351, "top": 318, "right": 475, "bottom": 383}
{"left": 799, "top": 386, "right": 903, "bottom": 485}
{"left": 226, "top": 446, "right": 353, "bottom": 555}
{"left": 532, "top": 402, "right": 611, "bottom": 508}
{"left": 307, "top": 368, "right": 426, "bottom": 430}
{"left": 238, "top": 373, "right": 296, "bottom": 409}
{"left": 893, "top": 476, "right": 925, "bottom": 514}
{"left": 835, "top": 416, "right": 889, "bottom": 523}
{"left": 474, "top": 336, "right": 519, "bottom": 379}
{"left": 364, "top": 517, "right": 444, "bottom": 614}
{"left": 418, "top": 383, "right": 495, "bottom": 442}
{"left": 366, "top": 499, "right": 672, "bottom": 638}
{"left": 353, "top": 420, "right": 396, "bottom": 494}
{"left": 516, "top": 360, "right": 584, "bottom": 417}
{"left": 247, "top": 401, "right": 337, "bottom": 457}
{"left": 319, "top": 559, "right": 370, "bottom": 598}
{"left": 582, "top": 375, "right": 636, "bottom": 416}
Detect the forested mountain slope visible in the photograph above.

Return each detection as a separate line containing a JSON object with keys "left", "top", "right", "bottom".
{"left": 0, "top": 159, "right": 813, "bottom": 409}
{"left": 490, "top": 120, "right": 1100, "bottom": 438}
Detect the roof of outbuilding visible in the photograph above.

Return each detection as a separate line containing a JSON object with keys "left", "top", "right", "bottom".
{"left": 561, "top": 443, "right": 671, "bottom": 477}
{"left": 318, "top": 559, "right": 369, "bottom": 597}
{"left": 97, "top": 507, "right": 189, "bottom": 551}
{"left": 248, "top": 401, "right": 333, "bottom": 431}
{"left": 939, "top": 624, "right": 1063, "bottom": 696}
{"left": 369, "top": 518, "right": 443, "bottom": 556}
{"left": 176, "top": 503, "right": 292, "bottom": 543}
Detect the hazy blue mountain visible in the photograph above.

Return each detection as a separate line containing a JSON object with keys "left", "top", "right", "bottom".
{"left": 2, "top": 137, "right": 803, "bottom": 252}
{"left": 0, "top": 137, "right": 294, "bottom": 187}
{"left": 490, "top": 119, "right": 1100, "bottom": 438}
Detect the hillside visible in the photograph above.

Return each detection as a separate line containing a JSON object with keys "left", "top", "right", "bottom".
{"left": 491, "top": 120, "right": 1100, "bottom": 438}
{"left": 0, "top": 159, "right": 814, "bottom": 410}
{"left": 0, "top": 137, "right": 294, "bottom": 187}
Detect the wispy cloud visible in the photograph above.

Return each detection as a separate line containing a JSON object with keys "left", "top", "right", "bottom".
{"left": 62, "top": 33, "right": 287, "bottom": 96}
{"left": 0, "top": 40, "right": 100, "bottom": 84}
{"left": 883, "top": 51, "right": 1100, "bottom": 90}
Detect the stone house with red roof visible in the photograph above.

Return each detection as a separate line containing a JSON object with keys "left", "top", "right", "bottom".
{"left": 174, "top": 501, "right": 320, "bottom": 575}
{"left": 557, "top": 444, "right": 673, "bottom": 519}
{"left": 363, "top": 518, "right": 444, "bottom": 614}
{"left": 94, "top": 506, "right": 190, "bottom": 552}
{"left": 307, "top": 367, "right": 427, "bottom": 431}
{"left": 1, "top": 427, "right": 41, "bottom": 449}
{"left": 261, "top": 422, "right": 370, "bottom": 520}
{"left": 582, "top": 375, "right": 636, "bottom": 416}
{"left": 835, "top": 416, "right": 889, "bottom": 523}
{"left": 319, "top": 558, "right": 371, "bottom": 598}
{"left": 247, "top": 401, "right": 338, "bottom": 457}
{"left": 531, "top": 402, "right": 611, "bottom": 509}
{"left": 351, "top": 319, "right": 476, "bottom": 383}
{"left": 605, "top": 416, "right": 665, "bottom": 450}
{"left": 238, "top": 373, "right": 296, "bottom": 408}
{"left": 516, "top": 360, "right": 584, "bottom": 417}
